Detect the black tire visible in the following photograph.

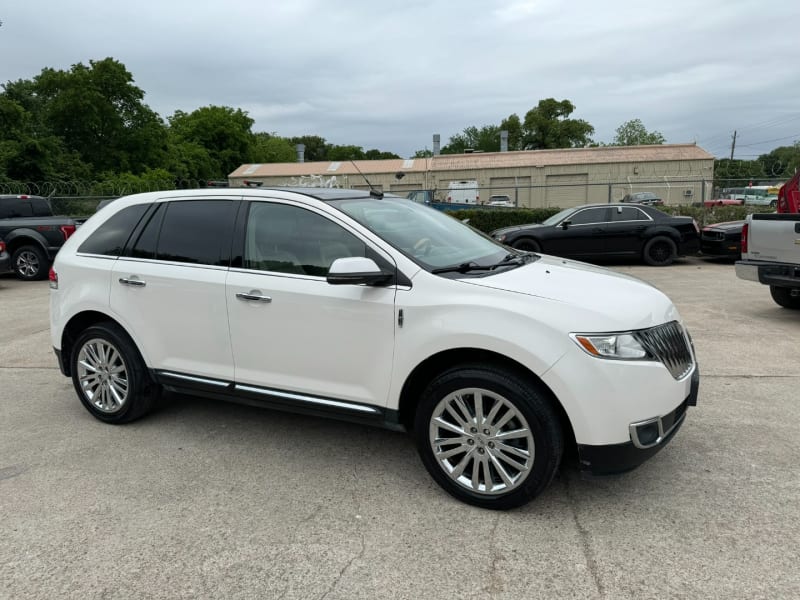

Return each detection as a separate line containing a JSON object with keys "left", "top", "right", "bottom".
{"left": 512, "top": 238, "right": 541, "bottom": 253}
{"left": 12, "top": 245, "right": 49, "bottom": 280}
{"left": 70, "top": 322, "right": 160, "bottom": 424}
{"left": 414, "top": 364, "right": 563, "bottom": 510}
{"left": 643, "top": 236, "right": 677, "bottom": 266}
{"left": 769, "top": 286, "right": 800, "bottom": 310}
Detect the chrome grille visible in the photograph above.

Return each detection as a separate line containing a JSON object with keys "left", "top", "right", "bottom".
{"left": 634, "top": 321, "right": 694, "bottom": 380}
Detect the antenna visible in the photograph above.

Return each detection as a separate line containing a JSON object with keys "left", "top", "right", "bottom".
{"left": 350, "top": 160, "right": 383, "bottom": 199}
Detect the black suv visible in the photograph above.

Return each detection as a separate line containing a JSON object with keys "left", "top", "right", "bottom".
{"left": 0, "top": 195, "right": 77, "bottom": 279}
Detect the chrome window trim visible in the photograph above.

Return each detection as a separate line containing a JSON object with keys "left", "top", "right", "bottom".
{"left": 114, "top": 256, "right": 229, "bottom": 271}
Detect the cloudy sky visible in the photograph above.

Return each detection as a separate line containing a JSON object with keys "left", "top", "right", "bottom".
{"left": 2, "top": 0, "right": 799, "bottom": 159}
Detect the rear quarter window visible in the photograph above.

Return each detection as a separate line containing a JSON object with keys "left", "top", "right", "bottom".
{"left": 77, "top": 205, "right": 150, "bottom": 256}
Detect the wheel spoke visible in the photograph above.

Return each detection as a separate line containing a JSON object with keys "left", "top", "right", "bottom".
{"left": 492, "top": 408, "right": 515, "bottom": 432}
{"left": 444, "top": 403, "right": 469, "bottom": 428}
{"left": 495, "top": 441, "right": 530, "bottom": 460}
{"left": 451, "top": 394, "right": 473, "bottom": 426}
{"left": 493, "top": 447, "right": 529, "bottom": 472}
{"left": 433, "top": 417, "right": 466, "bottom": 436}
{"left": 450, "top": 451, "right": 473, "bottom": 479}
{"left": 481, "top": 458, "right": 494, "bottom": 493}
{"left": 471, "top": 455, "right": 481, "bottom": 490}
{"left": 488, "top": 453, "right": 515, "bottom": 487}
{"left": 474, "top": 391, "right": 485, "bottom": 426}
{"left": 494, "top": 428, "right": 530, "bottom": 441}
{"left": 483, "top": 400, "right": 503, "bottom": 430}
{"left": 436, "top": 444, "right": 470, "bottom": 460}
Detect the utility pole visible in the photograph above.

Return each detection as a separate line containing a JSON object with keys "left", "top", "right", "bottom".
{"left": 730, "top": 130, "right": 737, "bottom": 160}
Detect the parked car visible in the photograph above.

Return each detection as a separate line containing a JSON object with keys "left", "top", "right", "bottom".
{"left": 487, "top": 195, "right": 514, "bottom": 207}
{"left": 0, "top": 238, "right": 10, "bottom": 274}
{"left": 491, "top": 204, "right": 700, "bottom": 266}
{"left": 701, "top": 198, "right": 744, "bottom": 207}
{"left": 0, "top": 195, "right": 77, "bottom": 280}
{"left": 50, "top": 188, "right": 698, "bottom": 509}
{"left": 700, "top": 221, "right": 744, "bottom": 258}
{"left": 620, "top": 192, "right": 663, "bottom": 206}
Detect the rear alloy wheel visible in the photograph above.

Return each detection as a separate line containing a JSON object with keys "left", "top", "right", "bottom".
{"left": 415, "top": 365, "right": 563, "bottom": 509}
{"left": 769, "top": 286, "right": 800, "bottom": 310}
{"left": 71, "top": 322, "right": 160, "bottom": 423}
{"left": 12, "top": 245, "right": 48, "bottom": 280}
{"left": 643, "top": 236, "right": 677, "bottom": 266}
{"left": 512, "top": 238, "right": 541, "bottom": 253}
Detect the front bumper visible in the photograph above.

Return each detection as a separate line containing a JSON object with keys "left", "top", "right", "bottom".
{"left": 577, "top": 365, "right": 699, "bottom": 475}
{"left": 736, "top": 260, "right": 800, "bottom": 288}
{"left": 701, "top": 237, "right": 740, "bottom": 257}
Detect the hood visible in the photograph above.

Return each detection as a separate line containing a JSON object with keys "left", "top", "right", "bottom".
{"left": 459, "top": 254, "right": 679, "bottom": 331}
{"left": 703, "top": 220, "right": 744, "bottom": 231}
{"left": 491, "top": 223, "right": 543, "bottom": 236}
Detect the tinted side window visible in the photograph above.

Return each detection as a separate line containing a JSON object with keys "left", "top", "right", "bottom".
{"left": 245, "top": 202, "right": 367, "bottom": 276}
{"left": 130, "top": 204, "right": 165, "bottom": 259}
{"left": 1, "top": 201, "right": 34, "bottom": 218}
{"left": 155, "top": 200, "right": 237, "bottom": 266}
{"left": 569, "top": 208, "right": 609, "bottom": 225}
{"left": 77, "top": 204, "right": 150, "bottom": 256}
{"left": 612, "top": 207, "right": 649, "bottom": 222}
{"left": 32, "top": 198, "right": 52, "bottom": 216}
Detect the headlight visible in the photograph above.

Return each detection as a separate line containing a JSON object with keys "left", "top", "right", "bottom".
{"left": 571, "top": 333, "right": 648, "bottom": 360}
{"left": 494, "top": 234, "right": 506, "bottom": 242}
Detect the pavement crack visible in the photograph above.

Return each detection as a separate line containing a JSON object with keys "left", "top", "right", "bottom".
{"left": 318, "top": 438, "right": 367, "bottom": 600}
{"left": 564, "top": 472, "right": 605, "bottom": 598}
{"left": 484, "top": 513, "right": 503, "bottom": 598}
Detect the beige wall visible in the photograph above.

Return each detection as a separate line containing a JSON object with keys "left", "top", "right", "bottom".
{"left": 230, "top": 158, "right": 715, "bottom": 208}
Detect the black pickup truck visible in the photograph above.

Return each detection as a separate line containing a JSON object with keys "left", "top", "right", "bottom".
{"left": 0, "top": 195, "right": 77, "bottom": 280}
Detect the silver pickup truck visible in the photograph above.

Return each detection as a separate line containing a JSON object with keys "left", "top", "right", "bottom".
{"left": 735, "top": 213, "right": 800, "bottom": 309}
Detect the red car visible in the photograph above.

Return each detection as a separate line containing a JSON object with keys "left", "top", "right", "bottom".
{"left": 703, "top": 198, "right": 743, "bottom": 207}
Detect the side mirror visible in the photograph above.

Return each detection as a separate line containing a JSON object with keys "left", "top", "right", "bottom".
{"left": 560, "top": 220, "right": 571, "bottom": 230}
{"left": 327, "top": 257, "right": 392, "bottom": 286}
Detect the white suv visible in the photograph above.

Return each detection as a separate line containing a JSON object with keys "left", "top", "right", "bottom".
{"left": 50, "top": 188, "right": 699, "bottom": 509}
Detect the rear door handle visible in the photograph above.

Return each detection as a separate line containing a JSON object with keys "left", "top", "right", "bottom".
{"left": 236, "top": 291, "right": 272, "bottom": 303}
{"left": 119, "top": 277, "right": 146, "bottom": 287}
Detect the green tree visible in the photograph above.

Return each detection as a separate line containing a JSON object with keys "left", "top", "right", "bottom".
{"left": 168, "top": 105, "right": 255, "bottom": 176}
{"left": 413, "top": 149, "right": 433, "bottom": 158}
{"left": 253, "top": 133, "right": 297, "bottom": 163}
{"left": 442, "top": 125, "right": 502, "bottom": 154}
{"left": 758, "top": 142, "right": 800, "bottom": 178}
{"left": 364, "top": 149, "right": 401, "bottom": 160}
{"left": 612, "top": 118, "right": 665, "bottom": 146}
{"left": 499, "top": 114, "right": 524, "bottom": 151}
{"left": 327, "top": 145, "right": 366, "bottom": 161}
{"left": 32, "top": 58, "right": 167, "bottom": 174}
{"left": 520, "top": 98, "right": 594, "bottom": 149}
{"left": 289, "top": 135, "right": 328, "bottom": 162}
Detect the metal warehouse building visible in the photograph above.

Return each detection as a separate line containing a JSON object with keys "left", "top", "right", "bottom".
{"left": 229, "top": 143, "right": 715, "bottom": 208}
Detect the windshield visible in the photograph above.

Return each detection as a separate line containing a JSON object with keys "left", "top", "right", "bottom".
{"left": 329, "top": 197, "right": 509, "bottom": 271}
{"left": 541, "top": 207, "right": 575, "bottom": 226}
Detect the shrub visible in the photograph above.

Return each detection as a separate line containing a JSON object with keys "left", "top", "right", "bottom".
{"left": 657, "top": 204, "right": 774, "bottom": 228}
{"left": 445, "top": 208, "right": 562, "bottom": 233}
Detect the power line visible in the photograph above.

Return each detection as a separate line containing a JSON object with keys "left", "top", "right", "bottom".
{"left": 736, "top": 132, "right": 800, "bottom": 148}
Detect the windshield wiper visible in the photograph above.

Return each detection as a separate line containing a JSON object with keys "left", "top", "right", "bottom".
{"left": 431, "top": 253, "right": 538, "bottom": 275}
{"left": 431, "top": 261, "right": 491, "bottom": 274}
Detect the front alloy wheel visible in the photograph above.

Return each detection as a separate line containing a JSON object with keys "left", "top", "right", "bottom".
{"left": 415, "top": 365, "right": 563, "bottom": 509}
{"left": 430, "top": 388, "right": 535, "bottom": 495}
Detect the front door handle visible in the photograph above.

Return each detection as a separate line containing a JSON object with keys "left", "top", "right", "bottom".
{"left": 236, "top": 291, "right": 272, "bottom": 303}
{"left": 119, "top": 277, "right": 146, "bottom": 287}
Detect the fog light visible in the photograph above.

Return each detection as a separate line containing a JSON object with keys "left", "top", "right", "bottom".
{"left": 635, "top": 422, "right": 660, "bottom": 446}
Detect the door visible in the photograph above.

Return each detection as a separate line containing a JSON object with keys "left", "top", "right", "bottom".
{"left": 605, "top": 206, "right": 651, "bottom": 255}
{"left": 226, "top": 200, "right": 397, "bottom": 408}
{"left": 544, "top": 206, "right": 610, "bottom": 258}
{"left": 110, "top": 199, "right": 239, "bottom": 380}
